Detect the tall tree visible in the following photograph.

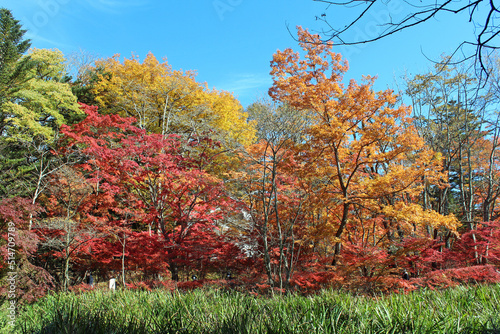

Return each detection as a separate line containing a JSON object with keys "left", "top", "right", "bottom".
{"left": 0, "top": 48, "right": 82, "bottom": 214}
{"left": 477, "top": 54, "right": 500, "bottom": 222}
{"left": 35, "top": 165, "right": 95, "bottom": 291}
{"left": 92, "top": 52, "right": 255, "bottom": 147}
{"left": 269, "top": 27, "right": 458, "bottom": 266}
{"left": 405, "top": 60, "right": 487, "bottom": 222}
{"left": 92, "top": 53, "right": 255, "bottom": 181}
{"left": 60, "top": 104, "right": 240, "bottom": 281}
{"left": 64, "top": 49, "right": 102, "bottom": 106}
{"left": 0, "top": 8, "right": 33, "bottom": 197}
{"left": 0, "top": 8, "right": 32, "bottom": 114}
{"left": 243, "top": 101, "right": 309, "bottom": 289}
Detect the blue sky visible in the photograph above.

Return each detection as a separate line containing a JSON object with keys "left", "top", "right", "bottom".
{"left": 5, "top": 0, "right": 479, "bottom": 108}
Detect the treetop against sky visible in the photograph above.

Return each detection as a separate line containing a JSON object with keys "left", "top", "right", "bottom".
{"left": 9, "top": 0, "right": 479, "bottom": 107}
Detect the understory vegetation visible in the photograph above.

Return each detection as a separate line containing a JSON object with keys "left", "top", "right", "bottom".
{"left": 3, "top": 284, "right": 500, "bottom": 334}
{"left": 1, "top": 6, "right": 500, "bottom": 323}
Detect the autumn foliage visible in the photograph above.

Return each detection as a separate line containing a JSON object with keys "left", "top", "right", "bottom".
{"left": 2, "top": 25, "right": 500, "bottom": 303}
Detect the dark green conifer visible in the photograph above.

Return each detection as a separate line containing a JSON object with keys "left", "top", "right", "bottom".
{"left": 0, "top": 8, "right": 33, "bottom": 131}
{"left": 0, "top": 8, "right": 33, "bottom": 197}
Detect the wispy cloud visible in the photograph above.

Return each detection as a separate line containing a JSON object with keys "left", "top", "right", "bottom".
{"left": 220, "top": 73, "right": 271, "bottom": 95}
{"left": 216, "top": 73, "right": 272, "bottom": 106}
{"left": 25, "top": 32, "right": 76, "bottom": 50}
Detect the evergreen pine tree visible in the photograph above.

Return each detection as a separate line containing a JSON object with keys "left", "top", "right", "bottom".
{"left": 0, "top": 13, "right": 81, "bottom": 199}
{"left": 0, "top": 9, "right": 34, "bottom": 198}
{"left": 0, "top": 7, "right": 33, "bottom": 133}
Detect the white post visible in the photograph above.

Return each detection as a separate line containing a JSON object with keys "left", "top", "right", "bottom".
{"left": 109, "top": 278, "right": 116, "bottom": 291}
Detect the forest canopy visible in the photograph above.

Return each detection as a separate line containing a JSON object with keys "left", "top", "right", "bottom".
{"left": 1, "top": 8, "right": 500, "bottom": 302}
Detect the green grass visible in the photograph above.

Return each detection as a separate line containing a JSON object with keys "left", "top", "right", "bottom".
{"left": 2, "top": 284, "right": 500, "bottom": 333}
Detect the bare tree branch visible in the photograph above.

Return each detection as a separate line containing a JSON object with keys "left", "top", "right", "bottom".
{"left": 311, "top": 0, "right": 500, "bottom": 78}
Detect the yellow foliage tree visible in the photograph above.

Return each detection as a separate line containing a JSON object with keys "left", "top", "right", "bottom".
{"left": 93, "top": 52, "right": 255, "bottom": 147}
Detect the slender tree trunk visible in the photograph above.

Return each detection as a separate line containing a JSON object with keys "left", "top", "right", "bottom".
{"left": 274, "top": 188, "right": 284, "bottom": 291}
{"left": 63, "top": 220, "right": 71, "bottom": 291}
{"left": 262, "top": 222, "right": 274, "bottom": 286}
{"left": 29, "top": 151, "right": 46, "bottom": 230}
{"left": 332, "top": 202, "right": 350, "bottom": 266}
{"left": 64, "top": 253, "right": 70, "bottom": 291}
{"left": 484, "top": 226, "right": 493, "bottom": 264}
{"left": 162, "top": 96, "right": 170, "bottom": 136}
{"left": 259, "top": 146, "right": 277, "bottom": 287}
{"left": 121, "top": 235, "right": 126, "bottom": 287}
{"left": 169, "top": 262, "right": 179, "bottom": 281}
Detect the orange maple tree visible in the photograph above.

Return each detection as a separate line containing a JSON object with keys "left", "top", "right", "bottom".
{"left": 269, "top": 27, "right": 459, "bottom": 270}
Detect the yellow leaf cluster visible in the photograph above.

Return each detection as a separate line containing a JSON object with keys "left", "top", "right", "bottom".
{"left": 383, "top": 202, "right": 460, "bottom": 235}
{"left": 92, "top": 52, "right": 255, "bottom": 146}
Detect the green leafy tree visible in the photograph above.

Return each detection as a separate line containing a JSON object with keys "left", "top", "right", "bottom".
{"left": 0, "top": 48, "right": 82, "bottom": 205}
{"left": 405, "top": 60, "right": 485, "bottom": 222}
{"left": 405, "top": 59, "right": 495, "bottom": 265}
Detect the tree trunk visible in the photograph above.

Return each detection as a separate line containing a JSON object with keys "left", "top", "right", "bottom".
{"left": 332, "top": 202, "right": 350, "bottom": 266}
{"left": 121, "top": 235, "right": 126, "bottom": 287}
{"left": 170, "top": 262, "right": 179, "bottom": 281}
{"left": 64, "top": 255, "right": 70, "bottom": 291}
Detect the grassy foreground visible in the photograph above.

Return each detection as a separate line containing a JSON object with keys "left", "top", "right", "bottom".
{"left": 2, "top": 284, "right": 500, "bottom": 334}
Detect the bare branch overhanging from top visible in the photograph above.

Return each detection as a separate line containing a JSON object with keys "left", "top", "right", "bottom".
{"left": 311, "top": 0, "right": 500, "bottom": 81}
